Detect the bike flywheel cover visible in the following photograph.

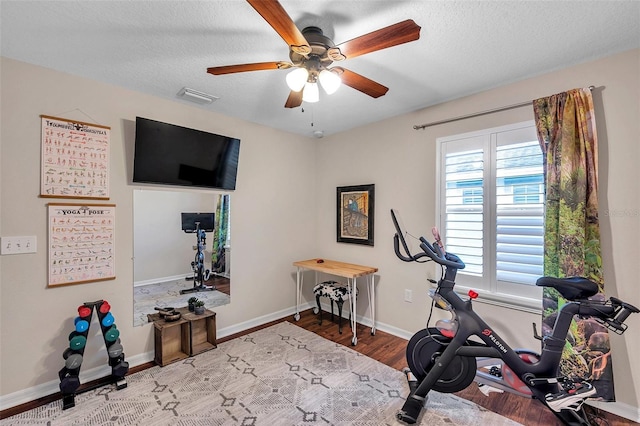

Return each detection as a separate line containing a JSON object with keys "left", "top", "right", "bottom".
{"left": 406, "top": 328, "right": 450, "bottom": 382}
{"left": 406, "top": 327, "right": 476, "bottom": 393}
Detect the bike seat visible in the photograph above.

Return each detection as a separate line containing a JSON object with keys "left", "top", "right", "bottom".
{"left": 535, "top": 277, "right": 599, "bottom": 300}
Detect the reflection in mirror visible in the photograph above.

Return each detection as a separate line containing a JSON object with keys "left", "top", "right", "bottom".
{"left": 133, "top": 189, "right": 231, "bottom": 326}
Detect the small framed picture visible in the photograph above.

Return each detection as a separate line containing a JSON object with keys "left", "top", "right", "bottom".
{"left": 336, "top": 184, "right": 374, "bottom": 246}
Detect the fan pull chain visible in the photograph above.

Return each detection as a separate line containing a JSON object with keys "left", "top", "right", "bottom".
{"left": 301, "top": 106, "right": 315, "bottom": 128}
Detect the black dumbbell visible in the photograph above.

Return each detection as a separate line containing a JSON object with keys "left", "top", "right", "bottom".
{"left": 112, "top": 360, "right": 129, "bottom": 378}
{"left": 59, "top": 375, "right": 80, "bottom": 394}
{"left": 108, "top": 354, "right": 124, "bottom": 367}
{"left": 62, "top": 348, "right": 73, "bottom": 360}
{"left": 58, "top": 366, "right": 69, "bottom": 382}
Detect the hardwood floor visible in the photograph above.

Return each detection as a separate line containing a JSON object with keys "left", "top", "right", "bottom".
{"left": 227, "top": 309, "right": 636, "bottom": 426}
{"left": 2, "top": 308, "right": 636, "bottom": 425}
{"left": 204, "top": 275, "right": 230, "bottom": 295}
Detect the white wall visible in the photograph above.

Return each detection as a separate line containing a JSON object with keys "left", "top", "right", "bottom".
{"left": 315, "top": 48, "right": 639, "bottom": 418}
{"left": 0, "top": 57, "right": 317, "bottom": 402}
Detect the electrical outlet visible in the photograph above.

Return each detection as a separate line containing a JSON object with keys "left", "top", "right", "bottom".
{"left": 404, "top": 289, "right": 413, "bottom": 303}
{"left": 1, "top": 236, "right": 37, "bottom": 255}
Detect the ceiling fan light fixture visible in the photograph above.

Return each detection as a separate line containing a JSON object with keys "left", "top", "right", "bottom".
{"left": 302, "top": 82, "right": 319, "bottom": 103}
{"left": 319, "top": 69, "right": 341, "bottom": 95}
{"left": 286, "top": 68, "right": 309, "bottom": 92}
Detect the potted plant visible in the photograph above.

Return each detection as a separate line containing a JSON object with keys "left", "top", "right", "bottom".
{"left": 187, "top": 297, "right": 198, "bottom": 312}
{"left": 194, "top": 300, "right": 206, "bottom": 315}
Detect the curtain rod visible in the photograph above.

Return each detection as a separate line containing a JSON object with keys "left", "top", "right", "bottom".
{"left": 413, "top": 85, "right": 595, "bottom": 130}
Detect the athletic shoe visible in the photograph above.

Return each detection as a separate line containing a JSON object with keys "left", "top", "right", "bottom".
{"left": 545, "top": 382, "right": 597, "bottom": 412}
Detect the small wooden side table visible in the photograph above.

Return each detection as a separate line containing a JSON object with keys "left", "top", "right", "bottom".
{"left": 148, "top": 307, "right": 217, "bottom": 366}
{"left": 177, "top": 307, "right": 217, "bottom": 356}
{"left": 149, "top": 316, "right": 190, "bottom": 367}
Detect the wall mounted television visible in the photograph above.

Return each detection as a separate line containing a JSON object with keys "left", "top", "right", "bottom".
{"left": 133, "top": 117, "right": 240, "bottom": 190}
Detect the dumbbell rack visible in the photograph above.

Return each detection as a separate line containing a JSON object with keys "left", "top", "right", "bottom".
{"left": 59, "top": 300, "right": 129, "bottom": 410}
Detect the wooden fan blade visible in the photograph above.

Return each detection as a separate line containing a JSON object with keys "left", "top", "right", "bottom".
{"left": 328, "top": 19, "right": 421, "bottom": 61}
{"left": 247, "top": 0, "right": 311, "bottom": 55}
{"left": 207, "top": 61, "right": 292, "bottom": 75}
{"left": 284, "top": 90, "right": 303, "bottom": 108}
{"left": 332, "top": 67, "right": 389, "bottom": 98}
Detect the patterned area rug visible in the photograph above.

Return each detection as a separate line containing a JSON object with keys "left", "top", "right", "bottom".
{"left": 133, "top": 278, "right": 230, "bottom": 327}
{"left": 2, "top": 322, "right": 521, "bottom": 425}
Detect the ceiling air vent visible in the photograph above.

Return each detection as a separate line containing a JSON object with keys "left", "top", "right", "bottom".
{"left": 177, "top": 87, "right": 219, "bottom": 104}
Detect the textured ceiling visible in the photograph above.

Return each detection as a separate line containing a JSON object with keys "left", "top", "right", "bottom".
{"left": 1, "top": 1, "right": 639, "bottom": 138}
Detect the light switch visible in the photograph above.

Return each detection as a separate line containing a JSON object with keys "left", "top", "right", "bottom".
{"left": 0, "top": 236, "right": 37, "bottom": 255}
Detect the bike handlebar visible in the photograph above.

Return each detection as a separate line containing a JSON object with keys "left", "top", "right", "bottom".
{"left": 393, "top": 234, "right": 431, "bottom": 262}
{"left": 418, "top": 236, "right": 466, "bottom": 270}
{"left": 391, "top": 209, "right": 466, "bottom": 270}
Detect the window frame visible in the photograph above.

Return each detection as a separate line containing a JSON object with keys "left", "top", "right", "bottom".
{"left": 435, "top": 120, "right": 543, "bottom": 312}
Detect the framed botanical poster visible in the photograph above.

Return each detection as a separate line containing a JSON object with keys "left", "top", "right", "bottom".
{"left": 41, "top": 115, "right": 110, "bottom": 199}
{"left": 336, "top": 184, "right": 375, "bottom": 246}
{"left": 48, "top": 203, "right": 116, "bottom": 287}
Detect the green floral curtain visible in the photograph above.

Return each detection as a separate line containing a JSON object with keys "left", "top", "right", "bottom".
{"left": 211, "top": 194, "right": 230, "bottom": 274}
{"left": 533, "top": 87, "right": 614, "bottom": 400}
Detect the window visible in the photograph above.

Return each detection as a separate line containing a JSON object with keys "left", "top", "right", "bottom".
{"left": 436, "top": 121, "right": 543, "bottom": 309}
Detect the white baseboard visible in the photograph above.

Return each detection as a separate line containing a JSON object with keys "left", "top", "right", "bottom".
{"left": 2, "top": 302, "right": 638, "bottom": 424}
{"left": 312, "top": 300, "right": 414, "bottom": 341}
{"left": 216, "top": 302, "right": 315, "bottom": 339}
{"left": 134, "top": 273, "right": 192, "bottom": 288}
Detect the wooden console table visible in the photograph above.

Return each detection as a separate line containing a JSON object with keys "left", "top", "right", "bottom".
{"left": 293, "top": 258, "right": 378, "bottom": 346}
{"left": 148, "top": 307, "right": 216, "bottom": 366}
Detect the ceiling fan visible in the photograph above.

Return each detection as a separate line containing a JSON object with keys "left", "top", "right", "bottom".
{"left": 206, "top": 0, "right": 421, "bottom": 108}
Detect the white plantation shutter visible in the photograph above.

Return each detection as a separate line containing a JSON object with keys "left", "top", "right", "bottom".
{"left": 444, "top": 148, "right": 484, "bottom": 276}
{"left": 437, "top": 122, "right": 544, "bottom": 306}
{"left": 495, "top": 141, "right": 544, "bottom": 285}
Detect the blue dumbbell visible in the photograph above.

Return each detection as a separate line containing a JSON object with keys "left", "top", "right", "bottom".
{"left": 102, "top": 312, "right": 114, "bottom": 327}
{"left": 75, "top": 319, "right": 89, "bottom": 333}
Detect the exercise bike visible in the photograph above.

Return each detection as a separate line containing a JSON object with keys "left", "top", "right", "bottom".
{"left": 390, "top": 209, "right": 638, "bottom": 426}
{"left": 180, "top": 223, "right": 213, "bottom": 295}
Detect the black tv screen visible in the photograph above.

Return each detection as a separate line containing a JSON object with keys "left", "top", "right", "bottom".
{"left": 181, "top": 212, "right": 215, "bottom": 233}
{"left": 133, "top": 117, "right": 240, "bottom": 190}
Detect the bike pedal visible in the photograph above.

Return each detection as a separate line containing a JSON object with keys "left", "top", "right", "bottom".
{"left": 545, "top": 382, "right": 596, "bottom": 412}
{"left": 489, "top": 366, "right": 502, "bottom": 377}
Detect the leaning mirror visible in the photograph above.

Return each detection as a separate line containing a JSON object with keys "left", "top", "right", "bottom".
{"left": 133, "top": 189, "right": 231, "bottom": 326}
